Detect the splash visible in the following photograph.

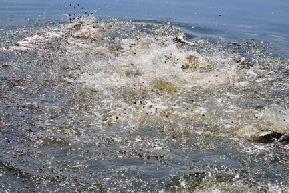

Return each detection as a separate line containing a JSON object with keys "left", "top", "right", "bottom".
{"left": 3, "top": 15, "right": 288, "bottom": 138}
{"left": 1, "top": 15, "right": 289, "bottom": 192}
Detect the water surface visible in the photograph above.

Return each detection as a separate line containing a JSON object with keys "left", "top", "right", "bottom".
{"left": 0, "top": 0, "right": 289, "bottom": 192}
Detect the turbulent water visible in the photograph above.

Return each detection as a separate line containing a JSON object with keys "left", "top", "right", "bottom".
{"left": 0, "top": 5, "right": 289, "bottom": 192}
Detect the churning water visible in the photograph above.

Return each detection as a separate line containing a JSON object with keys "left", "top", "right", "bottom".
{"left": 0, "top": 0, "right": 289, "bottom": 192}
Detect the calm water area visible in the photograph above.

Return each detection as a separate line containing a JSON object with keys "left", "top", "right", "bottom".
{"left": 0, "top": 0, "right": 289, "bottom": 192}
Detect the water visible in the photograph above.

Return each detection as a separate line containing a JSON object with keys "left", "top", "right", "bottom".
{"left": 0, "top": 0, "right": 289, "bottom": 192}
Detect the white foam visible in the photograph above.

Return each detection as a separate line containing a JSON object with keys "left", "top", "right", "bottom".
{"left": 73, "top": 35, "right": 239, "bottom": 92}
{"left": 7, "top": 31, "right": 64, "bottom": 51}
{"left": 259, "top": 104, "right": 289, "bottom": 130}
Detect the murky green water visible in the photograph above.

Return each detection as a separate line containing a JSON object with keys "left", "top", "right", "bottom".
{"left": 1, "top": 1, "right": 289, "bottom": 192}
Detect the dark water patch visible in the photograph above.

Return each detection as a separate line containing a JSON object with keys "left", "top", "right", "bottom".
{"left": 252, "top": 131, "right": 289, "bottom": 144}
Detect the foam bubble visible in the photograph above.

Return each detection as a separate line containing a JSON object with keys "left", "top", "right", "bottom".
{"left": 259, "top": 104, "right": 289, "bottom": 131}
